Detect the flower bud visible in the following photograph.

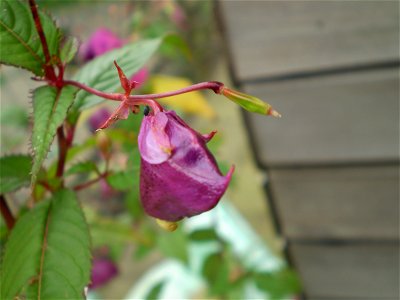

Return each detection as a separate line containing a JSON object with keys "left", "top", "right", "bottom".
{"left": 138, "top": 110, "right": 234, "bottom": 222}
{"left": 221, "top": 87, "right": 281, "bottom": 117}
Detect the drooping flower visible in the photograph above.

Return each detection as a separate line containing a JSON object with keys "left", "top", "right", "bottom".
{"left": 97, "top": 62, "right": 280, "bottom": 226}
{"left": 138, "top": 110, "right": 234, "bottom": 222}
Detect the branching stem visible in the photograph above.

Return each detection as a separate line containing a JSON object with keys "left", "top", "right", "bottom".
{"left": 63, "top": 80, "right": 224, "bottom": 102}
{"left": 73, "top": 172, "right": 108, "bottom": 191}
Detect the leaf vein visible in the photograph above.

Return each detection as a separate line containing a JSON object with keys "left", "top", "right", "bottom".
{"left": 0, "top": 19, "right": 43, "bottom": 64}
{"left": 38, "top": 204, "right": 52, "bottom": 299}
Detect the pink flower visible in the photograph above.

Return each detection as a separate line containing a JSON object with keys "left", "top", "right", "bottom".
{"left": 138, "top": 110, "right": 234, "bottom": 222}
{"left": 89, "top": 257, "right": 118, "bottom": 289}
{"left": 130, "top": 67, "right": 149, "bottom": 89}
{"left": 172, "top": 4, "right": 187, "bottom": 30}
{"left": 79, "top": 28, "right": 124, "bottom": 61}
{"left": 88, "top": 108, "right": 111, "bottom": 132}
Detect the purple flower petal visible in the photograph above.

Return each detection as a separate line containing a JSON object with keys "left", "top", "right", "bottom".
{"left": 138, "top": 112, "right": 172, "bottom": 164}
{"left": 139, "top": 110, "right": 234, "bottom": 221}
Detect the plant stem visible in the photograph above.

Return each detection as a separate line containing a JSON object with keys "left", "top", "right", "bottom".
{"left": 0, "top": 195, "right": 15, "bottom": 230}
{"left": 128, "top": 81, "right": 224, "bottom": 100}
{"left": 63, "top": 80, "right": 122, "bottom": 101}
{"left": 63, "top": 80, "right": 225, "bottom": 102}
{"left": 73, "top": 172, "right": 108, "bottom": 191}
{"left": 28, "top": 0, "right": 57, "bottom": 81}
{"left": 56, "top": 126, "right": 67, "bottom": 179}
{"left": 37, "top": 180, "right": 54, "bottom": 192}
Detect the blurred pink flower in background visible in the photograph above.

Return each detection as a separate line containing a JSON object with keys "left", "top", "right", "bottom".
{"left": 79, "top": 28, "right": 124, "bottom": 61}
{"left": 89, "top": 257, "right": 118, "bottom": 289}
{"left": 130, "top": 67, "right": 149, "bottom": 89}
{"left": 99, "top": 178, "right": 117, "bottom": 199}
{"left": 80, "top": 27, "right": 149, "bottom": 89}
{"left": 171, "top": 3, "right": 187, "bottom": 30}
{"left": 88, "top": 108, "right": 112, "bottom": 132}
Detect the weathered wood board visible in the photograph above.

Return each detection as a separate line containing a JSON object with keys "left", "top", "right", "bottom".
{"left": 219, "top": 1, "right": 399, "bottom": 80}
{"left": 269, "top": 166, "right": 399, "bottom": 240}
{"left": 219, "top": 1, "right": 400, "bottom": 299}
{"left": 290, "top": 243, "right": 399, "bottom": 299}
{"left": 244, "top": 68, "right": 399, "bottom": 166}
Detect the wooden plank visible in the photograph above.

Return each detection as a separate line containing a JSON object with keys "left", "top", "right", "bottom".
{"left": 269, "top": 166, "right": 399, "bottom": 240}
{"left": 243, "top": 68, "right": 399, "bottom": 166}
{"left": 219, "top": 1, "right": 399, "bottom": 80}
{"left": 290, "top": 243, "right": 399, "bottom": 299}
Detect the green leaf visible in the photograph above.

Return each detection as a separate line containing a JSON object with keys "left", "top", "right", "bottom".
{"left": 145, "top": 281, "right": 165, "bottom": 300}
{"left": 163, "top": 34, "right": 192, "bottom": 61}
{"left": 60, "top": 36, "right": 78, "bottom": 64}
{"left": 70, "top": 38, "right": 163, "bottom": 115}
{"left": 227, "top": 278, "right": 246, "bottom": 300}
{"left": 133, "top": 243, "right": 153, "bottom": 260}
{"left": 0, "top": 0, "right": 61, "bottom": 75}
{"left": 85, "top": 208, "right": 149, "bottom": 250}
{"left": 124, "top": 189, "right": 143, "bottom": 220}
{"left": 65, "top": 161, "right": 98, "bottom": 176}
{"left": 0, "top": 189, "right": 91, "bottom": 300}
{"left": 254, "top": 268, "right": 302, "bottom": 299}
{"left": 0, "top": 216, "right": 8, "bottom": 242}
{"left": 0, "top": 154, "right": 31, "bottom": 194}
{"left": 133, "top": 225, "right": 156, "bottom": 260}
{"left": 0, "top": 105, "right": 29, "bottom": 128}
{"left": 31, "top": 85, "right": 78, "bottom": 183}
{"left": 106, "top": 171, "right": 133, "bottom": 191}
{"left": 156, "top": 228, "right": 188, "bottom": 264}
{"left": 202, "top": 252, "right": 230, "bottom": 296}
{"left": 189, "top": 228, "right": 219, "bottom": 242}
{"left": 65, "top": 136, "right": 97, "bottom": 162}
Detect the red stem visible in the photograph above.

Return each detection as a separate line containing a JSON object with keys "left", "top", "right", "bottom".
{"left": 63, "top": 80, "right": 122, "bottom": 101}
{"left": 73, "top": 172, "right": 108, "bottom": 191}
{"left": 28, "top": 0, "right": 57, "bottom": 81}
{"left": 63, "top": 80, "right": 224, "bottom": 101}
{"left": 56, "top": 126, "right": 67, "bottom": 178}
{"left": 65, "top": 122, "right": 76, "bottom": 146}
{"left": 37, "top": 180, "right": 54, "bottom": 192}
{"left": 0, "top": 195, "right": 15, "bottom": 230}
{"left": 129, "top": 81, "right": 224, "bottom": 100}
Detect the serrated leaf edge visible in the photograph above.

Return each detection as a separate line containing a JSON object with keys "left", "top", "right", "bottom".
{"left": 0, "top": 0, "right": 62, "bottom": 75}
{"left": 30, "top": 86, "right": 78, "bottom": 184}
